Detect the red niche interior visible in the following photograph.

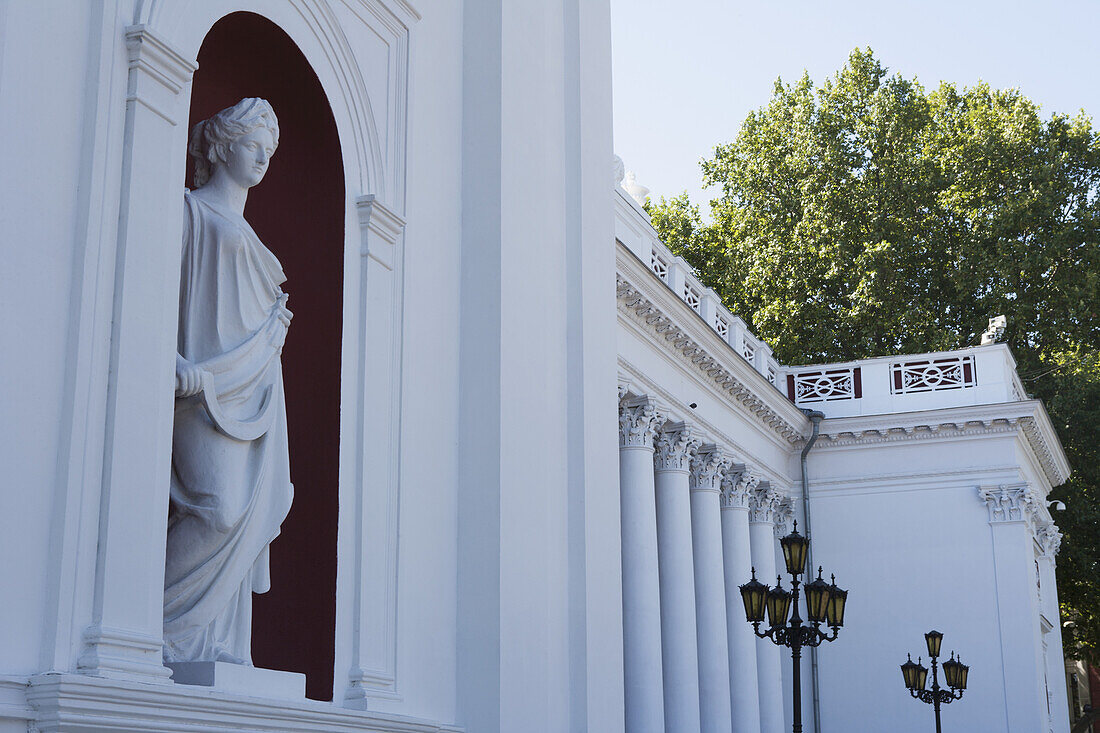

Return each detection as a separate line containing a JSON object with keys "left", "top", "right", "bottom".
{"left": 188, "top": 11, "right": 343, "bottom": 702}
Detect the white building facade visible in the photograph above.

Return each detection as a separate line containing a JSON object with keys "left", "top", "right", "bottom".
{"left": 0, "top": 2, "right": 1071, "bottom": 732}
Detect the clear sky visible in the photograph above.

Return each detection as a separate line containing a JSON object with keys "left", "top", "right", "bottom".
{"left": 611, "top": 0, "right": 1100, "bottom": 212}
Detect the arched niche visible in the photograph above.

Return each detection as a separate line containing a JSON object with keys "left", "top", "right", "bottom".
{"left": 187, "top": 11, "right": 343, "bottom": 702}
{"left": 78, "top": 0, "right": 411, "bottom": 709}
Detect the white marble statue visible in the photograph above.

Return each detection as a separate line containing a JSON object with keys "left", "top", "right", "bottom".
{"left": 164, "top": 98, "right": 293, "bottom": 665}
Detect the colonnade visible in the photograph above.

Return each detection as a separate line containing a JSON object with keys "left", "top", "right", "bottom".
{"left": 619, "top": 395, "right": 789, "bottom": 733}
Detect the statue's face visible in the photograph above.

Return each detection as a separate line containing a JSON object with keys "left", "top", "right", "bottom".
{"left": 221, "top": 126, "right": 276, "bottom": 189}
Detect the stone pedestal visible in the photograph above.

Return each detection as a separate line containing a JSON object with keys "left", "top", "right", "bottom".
{"left": 167, "top": 662, "right": 305, "bottom": 701}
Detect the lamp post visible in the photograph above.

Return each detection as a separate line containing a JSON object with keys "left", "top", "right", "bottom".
{"left": 900, "top": 630, "right": 969, "bottom": 733}
{"left": 739, "top": 521, "right": 848, "bottom": 733}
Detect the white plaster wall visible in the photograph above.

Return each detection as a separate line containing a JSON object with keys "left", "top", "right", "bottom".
{"left": 0, "top": 0, "right": 107, "bottom": 679}
{"left": 808, "top": 431, "right": 1049, "bottom": 732}
{"left": 458, "top": 1, "right": 622, "bottom": 730}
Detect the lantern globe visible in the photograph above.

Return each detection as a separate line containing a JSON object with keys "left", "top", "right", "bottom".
{"left": 739, "top": 568, "right": 768, "bottom": 623}
{"left": 900, "top": 654, "right": 920, "bottom": 690}
{"left": 942, "top": 654, "right": 962, "bottom": 689}
{"left": 780, "top": 521, "right": 810, "bottom": 576}
{"left": 804, "top": 568, "right": 832, "bottom": 623}
{"left": 915, "top": 659, "right": 929, "bottom": 691}
{"left": 925, "top": 630, "right": 944, "bottom": 658}
{"left": 765, "top": 581, "right": 792, "bottom": 628}
{"left": 956, "top": 661, "right": 969, "bottom": 690}
{"left": 825, "top": 575, "right": 847, "bottom": 628}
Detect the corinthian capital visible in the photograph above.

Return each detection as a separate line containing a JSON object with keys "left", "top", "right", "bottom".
{"left": 1036, "top": 521, "right": 1063, "bottom": 558}
{"left": 979, "top": 484, "right": 1037, "bottom": 524}
{"left": 748, "top": 481, "right": 782, "bottom": 524}
{"left": 690, "top": 445, "right": 732, "bottom": 493}
{"left": 773, "top": 495, "right": 795, "bottom": 538}
{"left": 618, "top": 396, "right": 663, "bottom": 449}
{"left": 654, "top": 421, "right": 701, "bottom": 472}
{"left": 720, "top": 465, "right": 753, "bottom": 509}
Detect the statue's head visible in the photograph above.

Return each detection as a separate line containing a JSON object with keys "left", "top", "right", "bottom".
{"left": 188, "top": 97, "right": 280, "bottom": 189}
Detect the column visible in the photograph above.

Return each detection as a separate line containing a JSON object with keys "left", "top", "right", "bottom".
{"left": 619, "top": 397, "right": 667, "bottom": 733}
{"left": 749, "top": 483, "right": 786, "bottom": 733}
{"left": 655, "top": 421, "right": 702, "bottom": 733}
{"left": 691, "top": 445, "right": 735, "bottom": 733}
{"left": 721, "top": 467, "right": 761, "bottom": 733}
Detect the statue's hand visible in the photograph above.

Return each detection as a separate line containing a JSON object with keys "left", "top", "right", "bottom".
{"left": 268, "top": 293, "right": 293, "bottom": 351}
{"left": 175, "top": 354, "right": 205, "bottom": 398}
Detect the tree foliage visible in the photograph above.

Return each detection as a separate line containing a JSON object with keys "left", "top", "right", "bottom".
{"left": 648, "top": 48, "right": 1100, "bottom": 660}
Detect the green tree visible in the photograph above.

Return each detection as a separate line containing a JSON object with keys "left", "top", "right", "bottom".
{"left": 649, "top": 48, "right": 1100, "bottom": 660}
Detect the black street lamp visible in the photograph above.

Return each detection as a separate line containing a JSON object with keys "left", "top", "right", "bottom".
{"left": 739, "top": 521, "right": 848, "bottom": 733}
{"left": 900, "top": 630, "right": 969, "bottom": 732}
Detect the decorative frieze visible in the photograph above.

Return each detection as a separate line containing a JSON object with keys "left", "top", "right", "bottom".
{"left": 654, "top": 422, "right": 701, "bottom": 472}
{"left": 689, "top": 445, "right": 732, "bottom": 493}
{"left": 979, "top": 485, "right": 1037, "bottom": 523}
{"left": 618, "top": 397, "right": 663, "bottom": 449}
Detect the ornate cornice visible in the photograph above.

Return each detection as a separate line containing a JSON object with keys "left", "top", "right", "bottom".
{"left": 748, "top": 482, "right": 782, "bottom": 525}
{"left": 654, "top": 421, "right": 701, "bottom": 472}
{"left": 619, "top": 396, "right": 663, "bottom": 449}
{"left": 815, "top": 402, "right": 1070, "bottom": 487}
{"left": 615, "top": 268, "right": 804, "bottom": 446}
{"left": 690, "top": 444, "right": 732, "bottom": 493}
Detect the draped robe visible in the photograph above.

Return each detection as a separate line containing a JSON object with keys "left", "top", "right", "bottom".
{"left": 163, "top": 191, "right": 294, "bottom": 664}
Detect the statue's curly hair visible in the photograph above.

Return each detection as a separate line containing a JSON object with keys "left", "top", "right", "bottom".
{"left": 188, "top": 98, "right": 280, "bottom": 188}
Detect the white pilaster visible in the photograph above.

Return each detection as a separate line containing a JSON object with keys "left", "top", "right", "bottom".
{"left": 654, "top": 421, "right": 702, "bottom": 733}
{"left": 690, "top": 445, "right": 734, "bottom": 733}
{"left": 721, "top": 468, "right": 761, "bottom": 733}
{"left": 78, "top": 25, "right": 195, "bottom": 683}
{"left": 978, "top": 485, "right": 1050, "bottom": 733}
{"left": 749, "top": 483, "right": 785, "bottom": 733}
{"left": 1037, "top": 522, "right": 1069, "bottom": 733}
{"left": 618, "top": 396, "right": 666, "bottom": 733}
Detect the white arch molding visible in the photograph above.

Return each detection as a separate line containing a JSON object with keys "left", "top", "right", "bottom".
{"left": 74, "top": 0, "right": 416, "bottom": 707}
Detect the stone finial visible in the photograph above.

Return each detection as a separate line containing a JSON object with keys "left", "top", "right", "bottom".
{"left": 613, "top": 154, "right": 625, "bottom": 188}
{"left": 623, "top": 171, "right": 650, "bottom": 207}
{"left": 980, "top": 315, "right": 1007, "bottom": 345}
